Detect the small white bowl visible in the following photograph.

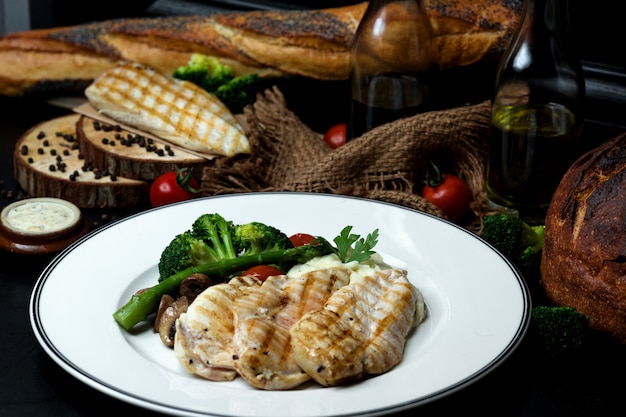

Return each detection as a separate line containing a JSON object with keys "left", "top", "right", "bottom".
{"left": 0, "top": 197, "right": 89, "bottom": 254}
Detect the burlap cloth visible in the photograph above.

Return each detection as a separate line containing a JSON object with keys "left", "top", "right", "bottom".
{"left": 201, "top": 86, "right": 492, "bottom": 233}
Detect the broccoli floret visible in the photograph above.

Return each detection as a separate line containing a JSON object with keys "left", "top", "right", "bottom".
{"left": 215, "top": 73, "right": 261, "bottom": 114}
{"left": 157, "top": 231, "right": 215, "bottom": 282}
{"left": 233, "top": 221, "right": 294, "bottom": 257}
{"left": 172, "top": 53, "right": 209, "bottom": 85}
{"left": 173, "top": 53, "right": 234, "bottom": 93}
{"left": 173, "top": 54, "right": 261, "bottom": 113}
{"left": 157, "top": 213, "right": 238, "bottom": 282}
{"left": 481, "top": 213, "right": 523, "bottom": 258}
{"left": 481, "top": 213, "right": 545, "bottom": 270}
{"left": 530, "top": 305, "right": 589, "bottom": 358}
{"left": 190, "top": 212, "right": 238, "bottom": 261}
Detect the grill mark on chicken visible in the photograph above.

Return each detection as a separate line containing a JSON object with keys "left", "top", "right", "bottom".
{"left": 290, "top": 269, "right": 421, "bottom": 387}
{"left": 232, "top": 267, "right": 352, "bottom": 390}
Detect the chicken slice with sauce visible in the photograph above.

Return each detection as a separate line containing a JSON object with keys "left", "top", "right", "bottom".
{"left": 174, "top": 274, "right": 262, "bottom": 381}
{"left": 232, "top": 267, "right": 352, "bottom": 390}
{"left": 290, "top": 268, "right": 425, "bottom": 387}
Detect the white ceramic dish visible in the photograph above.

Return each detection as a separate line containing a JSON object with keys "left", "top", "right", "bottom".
{"left": 30, "top": 192, "right": 530, "bottom": 417}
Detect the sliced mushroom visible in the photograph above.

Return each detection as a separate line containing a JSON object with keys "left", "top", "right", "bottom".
{"left": 156, "top": 296, "right": 189, "bottom": 347}
{"left": 153, "top": 294, "right": 175, "bottom": 333}
{"left": 179, "top": 273, "right": 213, "bottom": 302}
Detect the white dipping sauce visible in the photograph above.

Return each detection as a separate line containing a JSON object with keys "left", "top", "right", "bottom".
{"left": 2, "top": 198, "right": 80, "bottom": 235}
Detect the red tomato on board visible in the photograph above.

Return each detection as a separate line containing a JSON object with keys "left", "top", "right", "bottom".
{"left": 323, "top": 123, "right": 347, "bottom": 149}
{"left": 150, "top": 168, "right": 201, "bottom": 207}
{"left": 289, "top": 233, "right": 316, "bottom": 247}
{"left": 242, "top": 265, "right": 284, "bottom": 282}
{"left": 422, "top": 167, "right": 472, "bottom": 223}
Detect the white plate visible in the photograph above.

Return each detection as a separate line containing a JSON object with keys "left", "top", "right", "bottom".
{"left": 30, "top": 192, "right": 530, "bottom": 417}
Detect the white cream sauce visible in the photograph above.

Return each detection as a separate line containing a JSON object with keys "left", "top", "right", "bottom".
{"left": 286, "top": 252, "right": 392, "bottom": 284}
{"left": 3, "top": 199, "right": 79, "bottom": 234}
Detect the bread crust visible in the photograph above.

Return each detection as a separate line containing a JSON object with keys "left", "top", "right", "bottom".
{"left": 0, "top": 0, "right": 521, "bottom": 96}
{"left": 541, "top": 134, "right": 626, "bottom": 343}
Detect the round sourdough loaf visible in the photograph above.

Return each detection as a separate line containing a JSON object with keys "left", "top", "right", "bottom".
{"left": 14, "top": 114, "right": 151, "bottom": 208}
{"left": 540, "top": 133, "right": 626, "bottom": 343}
{"left": 77, "top": 116, "right": 206, "bottom": 181}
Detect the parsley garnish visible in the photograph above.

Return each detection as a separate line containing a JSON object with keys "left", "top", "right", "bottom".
{"left": 333, "top": 226, "right": 379, "bottom": 263}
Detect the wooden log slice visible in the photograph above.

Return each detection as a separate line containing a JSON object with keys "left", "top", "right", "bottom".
{"left": 77, "top": 115, "right": 207, "bottom": 181}
{"left": 14, "top": 114, "right": 151, "bottom": 208}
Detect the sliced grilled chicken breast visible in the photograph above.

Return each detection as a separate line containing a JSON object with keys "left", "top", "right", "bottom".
{"left": 174, "top": 275, "right": 262, "bottom": 381}
{"left": 290, "top": 268, "right": 423, "bottom": 387}
{"left": 232, "top": 267, "right": 352, "bottom": 390}
{"left": 85, "top": 61, "right": 250, "bottom": 157}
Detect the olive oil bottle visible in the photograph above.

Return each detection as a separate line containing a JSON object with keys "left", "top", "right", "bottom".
{"left": 487, "top": 0, "right": 584, "bottom": 224}
{"left": 348, "top": 0, "right": 436, "bottom": 140}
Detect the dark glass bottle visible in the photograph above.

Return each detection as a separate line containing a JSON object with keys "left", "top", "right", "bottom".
{"left": 486, "top": 0, "right": 585, "bottom": 224}
{"left": 348, "top": 0, "right": 436, "bottom": 140}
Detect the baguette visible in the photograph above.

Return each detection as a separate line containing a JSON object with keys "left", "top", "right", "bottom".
{"left": 0, "top": 0, "right": 521, "bottom": 97}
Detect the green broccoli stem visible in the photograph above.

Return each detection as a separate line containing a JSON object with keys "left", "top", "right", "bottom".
{"left": 520, "top": 223, "right": 545, "bottom": 252}
{"left": 113, "top": 240, "right": 335, "bottom": 331}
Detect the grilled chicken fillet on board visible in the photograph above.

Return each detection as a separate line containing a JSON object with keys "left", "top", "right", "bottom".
{"left": 85, "top": 61, "right": 250, "bottom": 157}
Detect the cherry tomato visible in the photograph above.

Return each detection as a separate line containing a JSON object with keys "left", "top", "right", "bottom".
{"left": 289, "top": 233, "right": 316, "bottom": 247}
{"left": 323, "top": 123, "right": 347, "bottom": 149}
{"left": 242, "top": 265, "right": 284, "bottom": 282}
{"left": 150, "top": 167, "right": 201, "bottom": 207}
{"left": 422, "top": 165, "right": 472, "bottom": 223}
